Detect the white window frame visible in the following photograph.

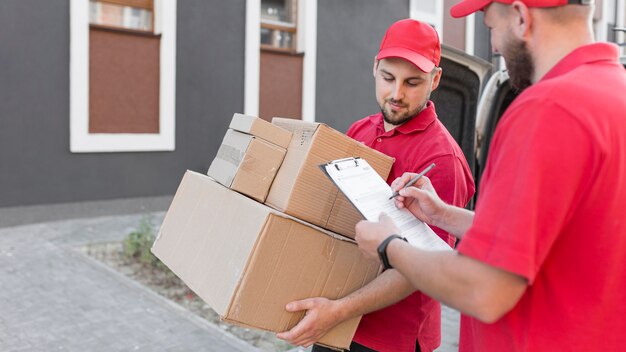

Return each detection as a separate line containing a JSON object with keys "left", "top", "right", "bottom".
{"left": 300, "top": 0, "right": 317, "bottom": 122}
{"left": 409, "top": 0, "right": 444, "bottom": 40}
{"left": 245, "top": 0, "right": 261, "bottom": 118}
{"left": 70, "top": 0, "right": 177, "bottom": 153}
{"left": 245, "top": 0, "right": 317, "bottom": 122}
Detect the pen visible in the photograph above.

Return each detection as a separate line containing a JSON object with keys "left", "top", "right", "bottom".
{"left": 388, "top": 163, "right": 436, "bottom": 199}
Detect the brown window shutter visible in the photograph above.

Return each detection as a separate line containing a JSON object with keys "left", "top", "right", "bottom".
{"left": 89, "top": 26, "right": 160, "bottom": 134}
{"left": 259, "top": 50, "right": 303, "bottom": 121}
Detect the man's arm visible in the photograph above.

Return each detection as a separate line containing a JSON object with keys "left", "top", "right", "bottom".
{"left": 428, "top": 201, "right": 475, "bottom": 240}
{"left": 276, "top": 268, "right": 414, "bottom": 347}
{"left": 388, "top": 240, "right": 526, "bottom": 322}
{"left": 355, "top": 214, "right": 527, "bottom": 323}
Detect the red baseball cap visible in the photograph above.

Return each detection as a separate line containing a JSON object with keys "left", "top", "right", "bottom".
{"left": 451, "top": 0, "right": 591, "bottom": 18}
{"left": 377, "top": 19, "right": 441, "bottom": 73}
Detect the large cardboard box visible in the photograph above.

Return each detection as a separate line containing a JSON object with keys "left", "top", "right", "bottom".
{"left": 151, "top": 171, "right": 380, "bottom": 350}
{"left": 266, "top": 118, "right": 395, "bottom": 238}
{"left": 229, "top": 113, "right": 292, "bottom": 149}
{"left": 208, "top": 129, "right": 286, "bottom": 202}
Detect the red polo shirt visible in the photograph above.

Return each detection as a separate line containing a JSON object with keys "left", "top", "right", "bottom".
{"left": 457, "top": 43, "right": 626, "bottom": 351}
{"left": 348, "top": 101, "right": 475, "bottom": 352}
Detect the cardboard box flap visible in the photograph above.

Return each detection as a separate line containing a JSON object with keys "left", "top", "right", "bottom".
{"left": 271, "top": 117, "right": 319, "bottom": 148}
{"left": 231, "top": 137, "right": 286, "bottom": 202}
{"left": 271, "top": 119, "right": 394, "bottom": 177}
{"left": 266, "top": 118, "right": 321, "bottom": 211}
{"left": 207, "top": 129, "right": 252, "bottom": 187}
{"left": 268, "top": 120, "right": 394, "bottom": 237}
{"left": 230, "top": 113, "right": 293, "bottom": 149}
{"left": 226, "top": 213, "right": 380, "bottom": 348}
{"left": 271, "top": 119, "right": 395, "bottom": 175}
{"left": 320, "top": 124, "right": 394, "bottom": 177}
{"left": 152, "top": 170, "right": 269, "bottom": 315}
{"left": 269, "top": 118, "right": 341, "bottom": 227}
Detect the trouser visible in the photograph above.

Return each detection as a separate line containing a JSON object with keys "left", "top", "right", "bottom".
{"left": 311, "top": 340, "right": 421, "bottom": 352}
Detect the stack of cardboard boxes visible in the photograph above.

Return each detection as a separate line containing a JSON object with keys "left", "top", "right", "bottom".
{"left": 152, "top": 113, "right": 395, "bottom": 349}
{"left": 207, "top": 113, "right": 292, "bottom": 202}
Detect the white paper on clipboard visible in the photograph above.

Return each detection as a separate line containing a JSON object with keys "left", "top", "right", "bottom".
{"left": 320, "top": 157, "right": 451, "bottom": 251}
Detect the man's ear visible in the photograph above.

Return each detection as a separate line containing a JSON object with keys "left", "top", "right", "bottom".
{"left": 431, "top": 67, "right": 442, "bottom": 91}
{"left": 511, "top": 0, "right": 532, "bottom": 39}
{"left": 373, "top": 56, "right": 379, "bottom": 77}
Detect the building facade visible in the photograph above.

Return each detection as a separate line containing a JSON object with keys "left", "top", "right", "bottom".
{"left": 1, "top": 0, "right": 624, "bottom": 209}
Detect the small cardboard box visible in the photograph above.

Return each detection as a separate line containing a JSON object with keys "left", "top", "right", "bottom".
{"left": 229, "top": 113, "right": 293, "bottom": 149}
{"left": 151, "top": 171, "right": 380, "bottom": 350}
{"left": 266, "top": 118, "right": 395, "bottom": 238}
{"left": 208, "top": 129, "right": 286, "bottom": 202}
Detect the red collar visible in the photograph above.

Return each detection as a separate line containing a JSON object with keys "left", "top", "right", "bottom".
{"left": 542, "top": 43, "right": 619, "bottom": 82}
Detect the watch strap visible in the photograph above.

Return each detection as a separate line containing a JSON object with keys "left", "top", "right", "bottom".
{"left": 377, "top": 234, "right": 407, "bottom": 270}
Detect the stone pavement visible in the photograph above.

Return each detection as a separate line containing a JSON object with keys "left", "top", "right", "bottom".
{"left": 0, "top": 202, "right": 459, "bottom": 352}
{"left": 0, "top": 213, "right": 261, "bottom": 352}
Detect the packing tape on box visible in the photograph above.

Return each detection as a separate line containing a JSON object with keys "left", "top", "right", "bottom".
{"left": 216, "top": 144, "right": 245, "bottom": 166}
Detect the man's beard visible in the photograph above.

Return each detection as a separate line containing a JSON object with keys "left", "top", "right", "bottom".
{"left": 380, "top": 98, "right": 428, "bottom": 126}
{"left": 504, "top": 37, "right": 534, "bottom": 91}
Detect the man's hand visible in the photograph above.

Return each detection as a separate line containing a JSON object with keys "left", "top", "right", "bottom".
{"left": 355, "top": 213, "right": 400, "bottom": 260}
{"left": 392, "top": 173, "right": 474, "bottom": 239}
{"left": 276, "top": 297, "right": 343, "bottom": 347}
{"left": 391, "top": 174, "right": 447, "bottom": 227}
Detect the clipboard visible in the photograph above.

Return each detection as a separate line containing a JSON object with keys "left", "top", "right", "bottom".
{"left": 320, "top": 157, "right": 451, "bottom": 251}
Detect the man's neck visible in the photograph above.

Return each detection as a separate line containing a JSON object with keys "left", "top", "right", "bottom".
{"left": 529, "top": 9, "right": 594, "bottom": 83}
{"left": 383, "top": 120, "right": 397, "bottom": 132}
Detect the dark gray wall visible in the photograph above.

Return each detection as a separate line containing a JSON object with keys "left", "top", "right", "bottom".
{"left": 0, "top": 0, "right": 246, "bottom": 208}
{"left": 315, "top": 0, "right": 410, "bottom": 133}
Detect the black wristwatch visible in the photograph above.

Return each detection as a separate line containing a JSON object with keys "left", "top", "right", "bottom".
{"left": 377, "top": 234, "right": 408, "bottom": 270}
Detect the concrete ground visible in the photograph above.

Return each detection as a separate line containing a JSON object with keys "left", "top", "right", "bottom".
{"left": 0, "top": 198, "right": 459, "bottom": 351}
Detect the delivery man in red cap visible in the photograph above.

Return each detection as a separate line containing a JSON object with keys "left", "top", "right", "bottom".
{"left": 277, "top": 19, "right": 475, "bottom": 352}
{"left": 355, "top": 1, "right": 626, "bottom": 351}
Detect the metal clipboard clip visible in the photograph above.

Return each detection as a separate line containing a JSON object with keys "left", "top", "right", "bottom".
{"left": 328, "top": 157, "right": 361, "bottom": 171}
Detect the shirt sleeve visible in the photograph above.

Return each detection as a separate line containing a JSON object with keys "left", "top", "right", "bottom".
{"left": 458, "top": 101, "right": 598, "bottom": 283}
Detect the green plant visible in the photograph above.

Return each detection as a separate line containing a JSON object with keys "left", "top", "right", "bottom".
{"left": 123, "top": 216, "right": 161, "bottom": 267}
